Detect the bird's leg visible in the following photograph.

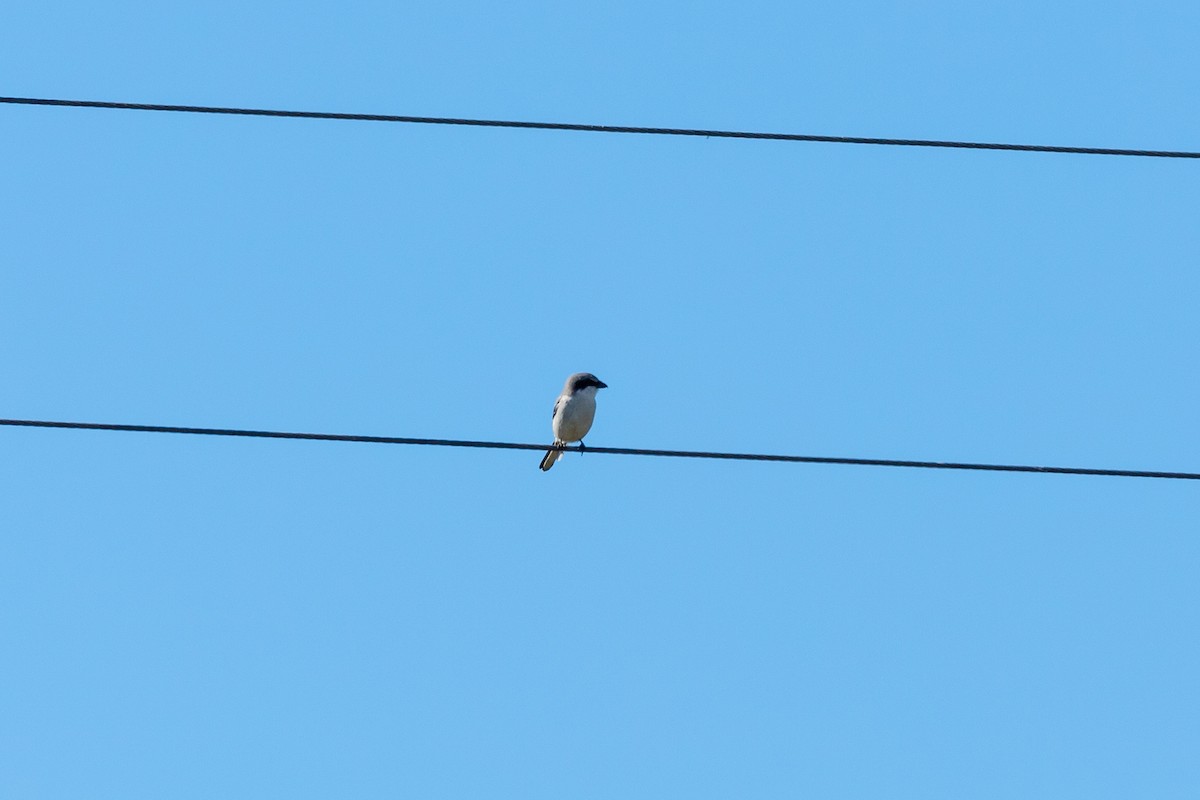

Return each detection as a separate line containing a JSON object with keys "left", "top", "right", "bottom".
{"left": 578, "top": 440, "right": 586, "bottom": 456}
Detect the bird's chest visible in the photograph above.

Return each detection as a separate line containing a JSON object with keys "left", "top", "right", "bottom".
{"left": 554, "top": 396, "right": 596, "bottom": 442}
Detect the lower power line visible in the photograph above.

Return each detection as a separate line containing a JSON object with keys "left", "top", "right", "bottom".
{"left": 2, "top": 96, "right": 1198, "bottom": 159}
{"left": 1, "top": 418, "right": 1195, "bottom": 481}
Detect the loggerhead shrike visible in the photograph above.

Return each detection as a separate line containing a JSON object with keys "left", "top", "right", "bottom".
{"left": 539, "top": 372, "right": 608, "bottom": 471}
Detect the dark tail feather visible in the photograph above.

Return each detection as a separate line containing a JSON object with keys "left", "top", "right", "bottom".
{"left": 539, "top": 444, "right": 562, "bottom": 471}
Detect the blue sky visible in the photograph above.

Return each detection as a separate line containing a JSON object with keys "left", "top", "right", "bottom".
{"left": 2, "top": 1, "right": 1198, "bottom": 797}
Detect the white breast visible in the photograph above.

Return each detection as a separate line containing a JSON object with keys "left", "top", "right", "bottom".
{"left": 552, "top": 387, "right": 599, "bottom": 443}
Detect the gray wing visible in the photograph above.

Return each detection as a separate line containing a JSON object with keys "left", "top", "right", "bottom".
{"left": 551, "top": 397, "right": 561, "bottom": 419}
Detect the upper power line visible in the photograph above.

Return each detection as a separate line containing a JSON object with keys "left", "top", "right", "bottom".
{"left": 3, "top": 96, "right": 1197, "bottom": 160}
{"left": 2, "top": 418, "right": 1196, "bottom": 481}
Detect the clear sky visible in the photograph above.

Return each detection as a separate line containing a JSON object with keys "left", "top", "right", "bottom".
{"left": 2, "top": 1, "right": 1198, "bottom": 797}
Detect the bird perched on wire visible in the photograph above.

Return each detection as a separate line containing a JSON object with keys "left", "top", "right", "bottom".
{"left": 539, "top": 372, "right": 608, "bottom": 471}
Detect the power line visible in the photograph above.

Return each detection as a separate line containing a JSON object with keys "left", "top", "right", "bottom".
{"left": 3, "top": 95, "right": 1197, "bottom": 159}
{"left": 2, "top": 418, "right": 1195, "bottom": 481}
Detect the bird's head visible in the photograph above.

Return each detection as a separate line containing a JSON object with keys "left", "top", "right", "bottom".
{"left": 566, "top": 373, "right": 608, "bottom": 394}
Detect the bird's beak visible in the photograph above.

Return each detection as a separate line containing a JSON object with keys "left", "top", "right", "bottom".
{"left": 597, "top": 380, "right": 608, "bottom": 389}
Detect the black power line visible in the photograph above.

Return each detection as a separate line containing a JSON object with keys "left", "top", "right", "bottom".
{"left": 3, "top": 96, "right": 1197, "bottom": 159}
{"left": 2, "top": 418, "right": 1196, "bottom": 481}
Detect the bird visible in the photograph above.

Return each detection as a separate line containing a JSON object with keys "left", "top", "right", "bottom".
{"left": 539, "top": 372, "right": 608, "bottom": 471}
